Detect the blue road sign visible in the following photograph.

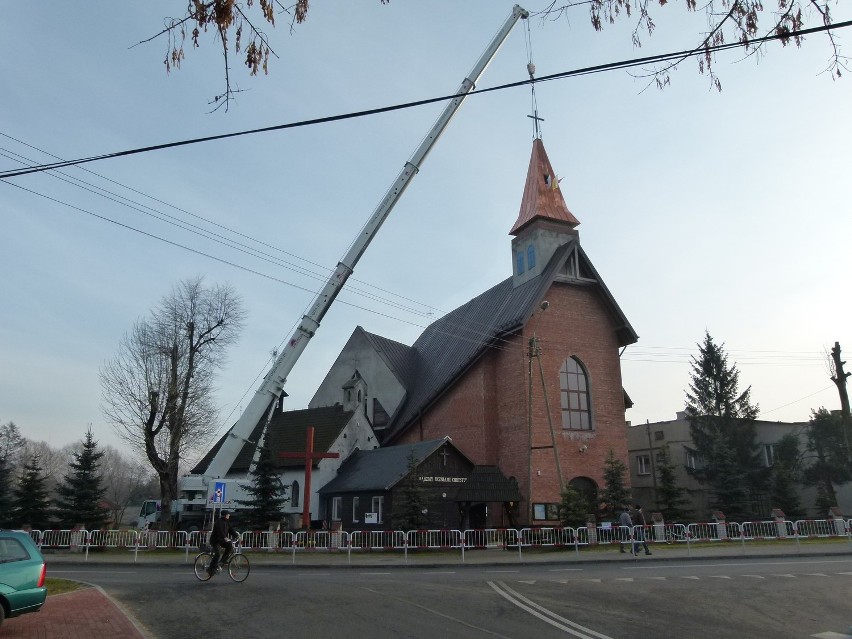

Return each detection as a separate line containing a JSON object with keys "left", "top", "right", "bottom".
{"left": 213, "top": 481, "right": 226, "bottom": 503}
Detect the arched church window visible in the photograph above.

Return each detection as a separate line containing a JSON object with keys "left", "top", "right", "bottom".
{"left": 559, "top": 357, "right": 592, "bottom": 430}
{"left": 358, "top": 389, "right": 362, "bottom": 403}
{"left": 527, "top": 245, "right": 536, "bottom": 269}
{"left": 291, "top": 480, "right": 300, "bottom": 508}
{"left": 516, "top": 251, "right": 525, "bottom": 274}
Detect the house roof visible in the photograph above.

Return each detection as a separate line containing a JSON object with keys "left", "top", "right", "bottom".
{"left": 261, "top": 404, "right": 355, "bottom": 472}
{"left": 455, "top": 465, "right": 522, "bottom": 503}
{"left": 510, "top": 138, "right": 580, "bottom": 235}
{"left": 318, "top": 437, "right": 460, "bottom": 494}
{"left": 190, "top": 398, "right": 277, "bottom": 475}
{"left": 195, "top": 404, "right": 355, "bottom": 476}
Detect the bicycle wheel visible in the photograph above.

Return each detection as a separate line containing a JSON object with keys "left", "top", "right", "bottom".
{"left": 227, "top": 553, "right": 250, "bottom": 583}
{"left": 194, "top": 552, "right": 213, "bottom": 581}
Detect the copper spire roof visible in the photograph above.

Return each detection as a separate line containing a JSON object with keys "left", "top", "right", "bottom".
{"left": 509, "top": 138, "right": 580, "bottom": 235}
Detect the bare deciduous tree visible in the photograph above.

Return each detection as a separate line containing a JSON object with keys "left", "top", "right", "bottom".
{"left": 142, "top": 1, "right": 844, "bottom": 110}
{"left": 100, "top": 446, "right": 158, "bottom": 527}
{"left": 100, "top": 276, "right": 246, "bottom": 527}
{"left": 539, "top": 0, "right": 846, "bottom": 90}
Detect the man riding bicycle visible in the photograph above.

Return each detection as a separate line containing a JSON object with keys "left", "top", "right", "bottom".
{"left": 208, "top": 510, "right": 238, "bottom": 576}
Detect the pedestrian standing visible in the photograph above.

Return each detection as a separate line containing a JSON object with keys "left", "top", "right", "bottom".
{"left": 618, "top": 504, "right": 635, "bottom": 554}
{"left": 633, "top": 503, "right": 652, "bottom": 555}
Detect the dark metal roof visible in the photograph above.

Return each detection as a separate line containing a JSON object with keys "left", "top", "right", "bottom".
{"left": 190, "top": 399, "right": 276, "bottom": 475}
{"left": 361, "top": 328, "right": 416, "bottom": 388}
{"left": 385, "top": 239, "right": 638, "bottom": 442}
{"left": 455, "top": 465, "right": 522, "bottom": 503}
{"left": 218, "top": 404, "right": 355, "bottom": 475}
{"left": 318, "top": 437, "right": 454, "bottom": 494}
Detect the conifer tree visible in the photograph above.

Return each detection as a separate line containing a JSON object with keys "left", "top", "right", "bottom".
{"left": 559, "top": 484, "right": 591, "bottom": 528}
{"left": 768, "top": 433, "right": 805, "bottom": 520}
{"left": 803, "top": 408, "right": 852, "bottom": 514}
{"left": 13, "top": 454, "right": 52, "bottom": 529}
{"left": 392, "top": 451, "right": 428, "bottom": 530}
{"left": 685, "top": 332, "right": 766, "bottom": 520}
{"left": 53, "top": 428, "right": 110, "bottom": 529}
{"left": 654, "top": 445, "right": 693, "bottom": 523}
{"left": 0, "top": 421, "right": 24, "bottom": 528}
{"left": 236, "top": 439, "right": 287, "bottom": 530}
{"left": 598, "top": 449, "right": 630, "bottom": 521}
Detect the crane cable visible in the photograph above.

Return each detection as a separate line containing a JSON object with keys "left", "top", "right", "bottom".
{"left": 524, "top": 18, "right": 543, "bottom": 139}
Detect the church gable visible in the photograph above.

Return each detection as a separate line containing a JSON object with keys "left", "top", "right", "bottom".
{"left": 309, "top": 326, "right": 410, "bottom": 431}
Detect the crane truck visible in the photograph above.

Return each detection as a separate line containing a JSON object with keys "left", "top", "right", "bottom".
{"left": 140, "top": 5, "right": 530, "bottom": 532}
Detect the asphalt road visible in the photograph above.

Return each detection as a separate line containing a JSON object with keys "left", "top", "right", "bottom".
{"left": 52, "top": 556, "right": 852, "bottom": 639}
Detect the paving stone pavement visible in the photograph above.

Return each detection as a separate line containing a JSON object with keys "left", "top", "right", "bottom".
{"left": 1, "top": 586, "right": 147, "bottom": 639}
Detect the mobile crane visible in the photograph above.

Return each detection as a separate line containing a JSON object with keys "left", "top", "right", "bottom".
{"left": 154, "top": 5, "right": 530, "bottom": 531}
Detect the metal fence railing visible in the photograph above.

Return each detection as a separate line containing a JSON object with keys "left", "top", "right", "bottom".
{"left": 22, "top": 517, "right": 851, "bottom": 564}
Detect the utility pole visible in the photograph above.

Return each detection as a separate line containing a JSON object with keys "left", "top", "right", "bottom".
{"left": 829, "top": 342, "right": 851, "bottom": 459}
{"left": 830, "top": 342, "right": 851, "bottom": 419}
{"left": 526, "top": 301, "right": 563, "bottom": 525}
{"left": 645, "top": 421, "right": 659, "bottom": 511}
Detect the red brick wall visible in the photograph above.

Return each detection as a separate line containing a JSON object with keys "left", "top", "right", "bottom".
{"left": 396, "top": 280, "right": 631, "bottom": 525}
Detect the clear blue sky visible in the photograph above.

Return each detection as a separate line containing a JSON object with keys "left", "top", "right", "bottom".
{"left": 1, "top": 1, "right": 850, "bottom": 457}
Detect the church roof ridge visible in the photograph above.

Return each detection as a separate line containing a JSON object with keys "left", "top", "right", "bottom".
{"left": 510, "top": 138, "right": 580, "bottom": 235}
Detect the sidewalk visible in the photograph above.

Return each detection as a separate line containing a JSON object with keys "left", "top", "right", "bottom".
{"left": 5, "top": 539, "right": 850, "bottom": 638}
{"left": 1, "top": 586, "right": 149, "bottom": 639}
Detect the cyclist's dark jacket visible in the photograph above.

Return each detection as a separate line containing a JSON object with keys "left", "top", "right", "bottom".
{"left": 210, "top": 518, "right": 237, "bottom": 545}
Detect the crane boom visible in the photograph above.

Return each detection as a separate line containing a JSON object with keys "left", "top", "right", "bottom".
{"left": 204, "top": 5, "right": 529, "bottom": 480}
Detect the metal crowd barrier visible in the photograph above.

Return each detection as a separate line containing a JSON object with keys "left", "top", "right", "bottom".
{"left": 21, "top": 517, "right": 852, "bottom": 564}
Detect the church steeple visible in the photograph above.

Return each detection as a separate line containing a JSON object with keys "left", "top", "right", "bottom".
{"left": 510, "top": 138, "right": 579, "bottom": 235}
{"left": 510, "top": 138, "right": 580, "bottom": 287}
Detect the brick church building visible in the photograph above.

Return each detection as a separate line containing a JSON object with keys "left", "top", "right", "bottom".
{"left": 303, "top": 136, "right": 638, "bottom": 527}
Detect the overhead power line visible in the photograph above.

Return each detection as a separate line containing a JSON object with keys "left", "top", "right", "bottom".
{"left": 1, "top": 19, "right": 848, "bottom": 180}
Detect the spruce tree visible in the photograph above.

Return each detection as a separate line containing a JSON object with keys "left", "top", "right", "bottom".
{"left": 685, "top": 332, "right": 766, "bottom": 520}
{"left": 598, "top": 449, "right": 630, "bottom": 521}
{"left": 803, "top": 408, "right": 852, "bottom": 514}
{"left": 53, "top": 428, "right": 110, "bottom": 529}
{"left": 236, "top": 440, "right": 287, "bottom": 530}
{"left": 655, "top": 445, "right": 692, "bottom": 523}
{"left": 392, "top": 451, "right": 428, "bottom": 530}
{"left": 0, "top": 421, "right": 23, "bottom": 528}
{"left": 13, "top": 454, "right": 52, "bottom": 529}
{"left": 768, "top": 433, "right": 805, "bottom": 519}
{"left": 559, "top": 484, "right": 591, "bottom": 528}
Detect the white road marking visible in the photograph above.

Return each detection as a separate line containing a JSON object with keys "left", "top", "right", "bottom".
{"left": 742, "top": 575, "right": 765, "bottom": 579}
{"left": 773, "top": 574, "right": 796, "bottom": 578}
{"left": 486, "top": 569, "right": 520, "bottom": 573}
{"left": 709, "top": 575, "right": 732, "bottom": 579}
{"left": 614, "top": 578, "right": 634, "bottom": 582}
{"left": 360, "top": 572, "right": 392, "bottom": 575}
{"left": 647, "top": 577, "right": 667, "bottom": 580}
{"left": 489, "top": 581, "right": 614, "bottom": 638}
{"left": 805, "top": 573, "right": 829, "bottom": 577}
{"left": 549, "top": 568, "right": 584, "bottom": 572}
{"left": 680, "top": 576, "right": 700, "bottom": 580}
{"left": 811, "top": 632, "right": 852, "bottom": 638}
{"left": 519, "top": 580, "right": 537, "bottom": 584}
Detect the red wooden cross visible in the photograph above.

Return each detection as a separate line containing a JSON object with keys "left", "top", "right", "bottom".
{"left": 279, "top": 426, "right": 339, "bottom": 529}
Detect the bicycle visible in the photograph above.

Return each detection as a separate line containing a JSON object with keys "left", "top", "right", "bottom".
{"left": 194, "top": 540, "right": 250, "bottom": 583}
